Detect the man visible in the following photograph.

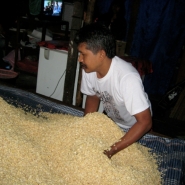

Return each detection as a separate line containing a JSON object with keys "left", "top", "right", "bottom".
{"left": 74, "top": 23, "right": 152, "bottom": 159}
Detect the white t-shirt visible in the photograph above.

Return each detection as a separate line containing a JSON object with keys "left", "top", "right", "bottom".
{"left": 81, "top": 56, "right": 151, "bottom": 129}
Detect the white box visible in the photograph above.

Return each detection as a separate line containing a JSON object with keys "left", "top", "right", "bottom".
{"left": 36, "top": 47, "right": 68, "bottom": 101}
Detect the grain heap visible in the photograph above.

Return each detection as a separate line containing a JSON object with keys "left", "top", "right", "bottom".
{"left": 0, "top": 97, "right": 162, "bottom": 185}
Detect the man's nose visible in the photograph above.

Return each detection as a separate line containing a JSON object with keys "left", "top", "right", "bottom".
{"left": 78, "top": 54, "right": 83, "bottom": 63}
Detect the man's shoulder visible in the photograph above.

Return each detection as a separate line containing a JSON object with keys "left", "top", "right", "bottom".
{"left": 110, "top": 57, "right": 141, "bottom": 86}
{"left": 112, "top": 56, "right": 138, "bottom": 73}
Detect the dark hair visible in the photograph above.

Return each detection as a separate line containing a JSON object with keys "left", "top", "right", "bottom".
{"left": 74, "top": 23, "right": 116, "bottom": 58}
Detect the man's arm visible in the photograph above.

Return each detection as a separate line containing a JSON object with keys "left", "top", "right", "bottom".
{"left": 84, "top": 95, "right": 100, "bottom": 116}
{"left": 104, "top": 108, "right": 152, "bottom": 158}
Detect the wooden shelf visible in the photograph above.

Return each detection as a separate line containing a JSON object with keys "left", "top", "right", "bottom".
{"left": 13, "top": 16, "right": 69, "bottom": 75}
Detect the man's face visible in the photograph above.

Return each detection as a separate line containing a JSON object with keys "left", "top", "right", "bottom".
{"left": 77, "top": 42, "right": 103, "bottom": 73}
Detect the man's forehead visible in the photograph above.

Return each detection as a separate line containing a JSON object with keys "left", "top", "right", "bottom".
{"left": 78, "top": 42, "right": 88, "bottom": 50}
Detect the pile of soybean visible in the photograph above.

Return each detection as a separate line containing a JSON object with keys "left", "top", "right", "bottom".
{"left": 0, "top": 97, "right": 162, "bottom": 185}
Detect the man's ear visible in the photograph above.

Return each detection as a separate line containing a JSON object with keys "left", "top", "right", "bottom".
{"left": 99, "top": 50, "right": 106, "bottom": 58}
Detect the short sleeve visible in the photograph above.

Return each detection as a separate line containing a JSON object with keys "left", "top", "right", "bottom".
{"left": 121, "top": 73, "right": 150, "bottom": 115}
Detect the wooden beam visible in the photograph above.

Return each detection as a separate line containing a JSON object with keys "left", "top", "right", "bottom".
{"left": 84, "top": 0, "right": 96, "bottom": 24}
{"left": 75, "top": 0, "right": 96, "bottom": 107}
{"left": 63, "top": 0, "right": 85, "bottom": 105}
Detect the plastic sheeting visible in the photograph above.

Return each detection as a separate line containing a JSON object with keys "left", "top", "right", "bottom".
{"left": 0, "top": 85, "right": 83, "bottom": 117}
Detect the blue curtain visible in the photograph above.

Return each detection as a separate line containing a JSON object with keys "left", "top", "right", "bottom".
{"left": 125, "top": 0, "right": 185, "bottom": 95}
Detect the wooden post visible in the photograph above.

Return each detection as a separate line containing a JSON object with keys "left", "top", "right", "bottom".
{"left": 84, "top": 0, "right": 96, "bottom": 24}
{"left": 75, "top": 0, "right": 96, "bottom": 107}
{"left": 63, "top": 0, "right": 85, "bottom": 105}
